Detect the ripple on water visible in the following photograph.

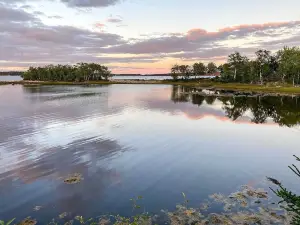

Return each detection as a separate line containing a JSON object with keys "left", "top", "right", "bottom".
{"left": 0, "top": 84, "right": 299, "bottom": 222}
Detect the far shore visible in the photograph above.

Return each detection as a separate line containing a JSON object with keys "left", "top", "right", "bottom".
{"left": 1, "top": 79, "right": 300, "bottom": 96}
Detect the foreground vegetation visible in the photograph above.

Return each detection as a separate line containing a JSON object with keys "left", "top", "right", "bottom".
{"left": 0, "top": 185, "right": 294, "bottom": 225}
{"left": 268, "top": 155, "right": 300, "bottom": 224}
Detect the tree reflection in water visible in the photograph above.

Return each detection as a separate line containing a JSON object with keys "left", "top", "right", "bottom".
{"left": 171, "top": 85, "right": 300, "bottom": 127}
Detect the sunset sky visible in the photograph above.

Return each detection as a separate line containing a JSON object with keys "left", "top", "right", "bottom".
{"left": 1, "top": 0, "right": 300, "bottom": 74}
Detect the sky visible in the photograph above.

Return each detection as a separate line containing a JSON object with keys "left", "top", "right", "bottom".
{"left": 1, "top": 0, "right": 300, "bottom": 74}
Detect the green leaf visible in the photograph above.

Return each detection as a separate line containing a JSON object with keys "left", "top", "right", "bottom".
{"left": 182, "top": 192, "right": 186, "bottom": 198}
{"left": 6, "top": 219, "right": 15, "bottom": 225}
{"left": 137, "top": 196, "right": 143, "bottom": 199}
{"left": 0, "top": 220, "right": 5, "bottom": 225}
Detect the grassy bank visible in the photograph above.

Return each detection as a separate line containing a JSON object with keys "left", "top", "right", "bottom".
{"left": 1, "top": 80, "right": 300, "bottom": 95}
{"left": 199, "top": 82, "right": 300, "bottom": 95}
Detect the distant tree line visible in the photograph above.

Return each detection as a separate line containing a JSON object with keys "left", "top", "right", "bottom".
{"left": 22, "top": 63, "right": 112, "bottom": 81}
{"left": 171, "top": 62, "right": 218, "bottom": 80}
{"left": 0, "top": 71, "right": 24, "bottom": 76}
{"left": 171, "top": 46, "right": 300, "bottom": 86}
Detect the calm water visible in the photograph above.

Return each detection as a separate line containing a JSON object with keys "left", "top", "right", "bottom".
{"left": 111, "top": 75, "right": 215, "bottom": 80}
{"left": 0, "top": 75, "right": 215, "bottom": 81}
{"left": 0, "top": 75, "right": 23, "bottom": 81}
{"left": 0, "top": 84, "right": 299, "bottom": 222}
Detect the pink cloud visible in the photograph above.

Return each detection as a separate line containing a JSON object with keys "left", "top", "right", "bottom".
{"left": 111, "top": 67, "right": 169, "bottom": 74}
{"left": 218, "top": 21, "right": 292, "bottom": 33}
{"left": 95, "top": 23, "right": 105, "bottom": 28}
{"left": 186, "top": 21, "right": 298, "bottom": 41}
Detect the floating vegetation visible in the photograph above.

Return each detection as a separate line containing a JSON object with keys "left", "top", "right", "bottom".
{"left": 98, "top": 217, "right": 110, "bottom": 225}
{"left": 167, "top": 204, "right": 204, "bottom": 225}
{"left": 59, "top": 212, "right": 67, "bottom": 219}
{"left": 209, "top": 193, "right": 226, "bottom": 203}
{"left": 63, "top": 220, "right": 73, "bottom": 225}
{"left": 33, "top": 206, "right": 42, "bottom": 211}
{"left": 199, "top": 202, "right": 210, "bottom": 211}
{"left": 63, "top": 173, "right": 82, "bottom": 184}
{"left": 3, "top": 184, "right": 295, "bottom": 225}
{"left": 17, "top": 218, "right": 37, "bottom": 225}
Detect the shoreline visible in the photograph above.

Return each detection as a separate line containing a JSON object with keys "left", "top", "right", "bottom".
{"left": 1, "top": 80, "right": 300, "bottom": 96}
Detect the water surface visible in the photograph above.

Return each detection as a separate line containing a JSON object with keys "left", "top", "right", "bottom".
{"left": 0, "top": 75, "right": 214, "bottom": 81}
{"left": 0, "top": 75, "right": 23, "bottom": 81}
{"left": 111, "top": 75, "right": 215, "bottom": 80}
{"left": 0, "top": 84, "right": 299, "bottom": 222}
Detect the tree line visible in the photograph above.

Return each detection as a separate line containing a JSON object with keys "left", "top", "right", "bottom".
{"left": 171, "top": 46, "right": 300, "bottom": 86}
{"left": 22, "top": 63, "right": 112, "bottom": 81}
{"left": 171, "top": 62, "right": 218, "bottom": 80}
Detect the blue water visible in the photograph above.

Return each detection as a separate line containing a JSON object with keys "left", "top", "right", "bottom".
{"left": 0, "top": 84, "right": 298, "bottom": 223}
{"left": 0, "top": 75, "right": 215, "bottom": 81}
{"left": 0, "top": 75, "right": 23, "bottom": 81}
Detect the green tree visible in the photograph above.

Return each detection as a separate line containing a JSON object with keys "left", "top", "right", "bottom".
{"left": 171, "top": 64, "right": 180, "bottom": 80}
{"left": 193, "top": 62, "right": 206, "bottom": 76}
{"left": 179, "top": 65, "right": 192, "bottom": 80}
{"left": 227, "top": 52, "right": 247, "bottom": 81}
{"left": 255, "top": 49, "right": 271, "bottom": 84}
{"left": 207, "top": 62, "right": 218, "bottom": 75}
{"left": 277, "top": 47, "right": 300, "bottom": 85}
{"left": 22, "top": 63, "right": 113, "bottom": 82}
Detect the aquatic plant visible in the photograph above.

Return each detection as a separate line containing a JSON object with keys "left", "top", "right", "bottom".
{"left": 268, "top": 155, "right": 300, "bottom": 224}
{"left": 33, "top": 206, "right": 42, "bottom": 212}
{"left": 17, "top": 217, "right": 37, "bottom": 225}
{"left": 63, "top": 173, "right": 83, "bottom": 184}
{"left": 0, "top": 218, "right": 15, "bottom": 225}
{"left": 1, "top": 181, "right": 296, "bottom": 224}
{"left": 130, "top": 196, "right": 143, "bottom": 211}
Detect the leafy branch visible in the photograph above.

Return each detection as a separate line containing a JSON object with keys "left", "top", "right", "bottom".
{"left": 267, "top": 155, "right": 300, "bottom": 224}
{"left": 0, "top": 219, "right": 15, "bottom": 225}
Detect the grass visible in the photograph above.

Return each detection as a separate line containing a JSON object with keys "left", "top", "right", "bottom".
{"left": 1, "top": 79, "right": 300, "bottom": 95}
